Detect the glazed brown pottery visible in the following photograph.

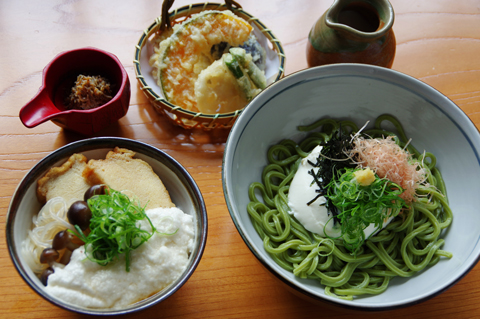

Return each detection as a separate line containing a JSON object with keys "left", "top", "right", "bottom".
{"left": 307, "top": 0, "right": 396, "bottom": 68}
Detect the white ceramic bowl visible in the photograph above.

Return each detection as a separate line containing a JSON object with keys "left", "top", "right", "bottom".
{"left": 6, "top": 137, "right": 207, "bottom": 315}
{"left": 222, "top": 64, "right": 480, "bottom": 310}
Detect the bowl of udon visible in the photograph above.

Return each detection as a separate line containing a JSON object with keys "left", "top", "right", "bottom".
{"left": 222, "top": 63, "right": 480, "bottom": 310}
{"left": 6, "top": 137, "right": 207, "bottom": 315}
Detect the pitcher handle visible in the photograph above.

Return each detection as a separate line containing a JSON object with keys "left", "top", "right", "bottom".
{"left": 19, "top": 88, "right": 60, "bottom": 128}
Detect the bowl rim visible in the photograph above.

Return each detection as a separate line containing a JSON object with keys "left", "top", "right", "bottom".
{"left": 222, "top": 63, "right": 480, "bottom": 311}
{"left": 6, "top": 137, "right": 207, "bottom": 315}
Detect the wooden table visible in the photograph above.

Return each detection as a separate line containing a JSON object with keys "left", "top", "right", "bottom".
{"left": 1, "top": 1, "right": 479, "bottom": 318}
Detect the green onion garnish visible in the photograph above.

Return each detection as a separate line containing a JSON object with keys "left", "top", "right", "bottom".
{"left": 326, "top": 168, "right": 406, "bottom": 254}
{"left": 72, "top": 188, "right": 156, "bottom": 272}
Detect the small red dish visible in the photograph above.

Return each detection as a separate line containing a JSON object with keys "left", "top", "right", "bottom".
{"left": 19, "top": 47, "right": 130, "bottom": 135}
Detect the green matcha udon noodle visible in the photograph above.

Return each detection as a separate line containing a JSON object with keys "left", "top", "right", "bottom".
{"left": 247, "top": 114, "right": 453, "bottom": 299}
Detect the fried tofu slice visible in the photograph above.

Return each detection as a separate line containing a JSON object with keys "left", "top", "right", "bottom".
{"left": 83, "top": 147, "right": 174, "bottom": 210}
{"left": 37, "top": 153, "right": 92, "bottom": 205}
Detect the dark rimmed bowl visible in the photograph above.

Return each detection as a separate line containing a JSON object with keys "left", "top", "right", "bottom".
{"left": 222, "top": 63, "right": 480, "bottom": 311}
{"left": 6, "top": 137, "right": 207, "bottom": 315}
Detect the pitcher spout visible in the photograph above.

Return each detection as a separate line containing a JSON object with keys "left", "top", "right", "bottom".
{"left": 306, "top": 0, "right": 396, "bottom": 68}
{"left": 326, "top": 0, "right": 394, "bottom": 40}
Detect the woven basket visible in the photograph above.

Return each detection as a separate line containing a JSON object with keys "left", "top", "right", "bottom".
{"left": 134, "top": 0, "right": 286, "bottom": 130}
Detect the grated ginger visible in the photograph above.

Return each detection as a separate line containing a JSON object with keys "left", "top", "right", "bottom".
{"left": 65, "top": 75, "right": 112, "bottom": 110}
{"left": 354, "top": 167, "right": 376, "bottom": 186}
{"left": 350, "top": 136, "right": 426, "bottom": 202}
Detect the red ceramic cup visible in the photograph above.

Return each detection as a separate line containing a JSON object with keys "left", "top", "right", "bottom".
{"left": 19, "top": 47, "right": 130, "bottom": 135}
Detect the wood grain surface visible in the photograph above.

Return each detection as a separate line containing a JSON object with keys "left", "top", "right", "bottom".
{"left": 1, "top": 0, "right": 479, "bottom": 318}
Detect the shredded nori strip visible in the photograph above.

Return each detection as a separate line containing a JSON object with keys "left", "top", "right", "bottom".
{"left": 307, "top": 125, "right": 356, "bottom": 220}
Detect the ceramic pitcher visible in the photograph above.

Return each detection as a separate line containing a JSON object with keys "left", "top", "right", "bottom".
{"left": 306, "top": 0, "right": 396, "bottom": 68}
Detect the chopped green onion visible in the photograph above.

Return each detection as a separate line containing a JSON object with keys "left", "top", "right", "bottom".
{"left": 71, "top": 188, "right": 156, "bottom": 272}
{"left": 326, "top": 168, "right": 406, "bottom": 255}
